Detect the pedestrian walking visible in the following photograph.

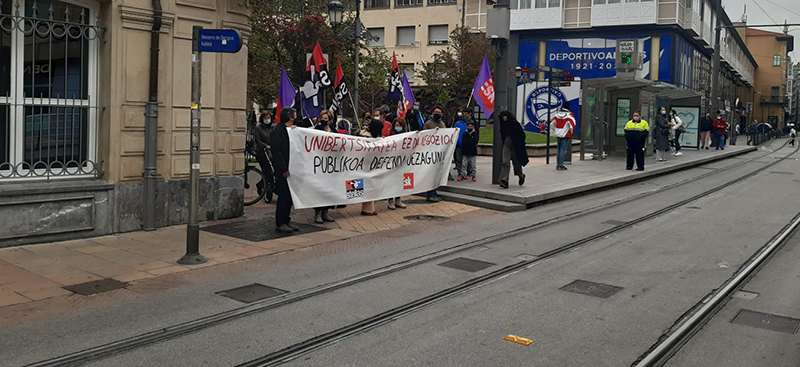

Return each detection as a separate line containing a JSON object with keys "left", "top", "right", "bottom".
{"left": 387, "top": 118, "right": 409, "bottom": 210}
{"left": 360, "top": 115, "right": 386, "bottom": 216}
{"left": 498, "top": 111, "right": 529, "bottom": 189}
{"left": 699, "top": 112, "right": 713, "bottom": 149}
{"left": 654, "top": 106, "right": 673, "bottom": 162}
{"left": 747, "top": 121, "right": 757, "bottom": 145}
{"left": 550, "top": 101, "right": 576, "bottom": 171}
{"left": 790, "top": 125, "right": 797, "bottom": 147}
{"left": 625, "top": 110, "right": 649, "bottom": 171}
{"left": 271, "top": 107, "right": 300, "bottom": 233}
{"left": 424, "top": 106, "right": 447, "bottom": 202}
{"left": 713, "top": 112, "right": 728, "bottom": 150}
{"left": 453, "top": 107, "right": 468, "bottom": 180}
{"left": 459, "top": 120, "right": 479, "bottom": 181}
{"left": 670, "top": 109, "right": 685, "bottom": 156}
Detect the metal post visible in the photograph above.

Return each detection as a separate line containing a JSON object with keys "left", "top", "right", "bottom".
{"left": 178, "top": 25, "right": 208, "bottom": 265}
{"left": 710, "top": 0, "right": 722, "bottom": 116}
{"left": 143, "top": 102, "right": 157, "bottom": 230}
{"left": 492, "top": 38, "right": 509, "bottom": 184}
{"left": 353, "top": 0, "right": 361, "bottom": 120}
{"left": 546, "top": 76, "right": 552, "bottom": 164}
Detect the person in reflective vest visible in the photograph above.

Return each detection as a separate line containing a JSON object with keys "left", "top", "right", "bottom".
{"left": 625, "top": 109, "right": 650, "bottom": 171}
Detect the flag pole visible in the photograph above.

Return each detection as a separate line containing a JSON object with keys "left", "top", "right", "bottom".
{"left": 348, "top": 92, "right": 361, "bottom": 129}
{"left": 466, "top": 92, "right": 474, "bottom": 108}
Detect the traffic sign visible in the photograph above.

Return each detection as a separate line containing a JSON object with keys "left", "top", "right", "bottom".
{"left": 197, "top": 29, "right": 242, "bottom": 53}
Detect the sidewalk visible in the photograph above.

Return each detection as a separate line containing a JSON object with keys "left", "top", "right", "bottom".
{"left": 0, "top": 198, "right": 484, "bottom": 313}
{"left": 440, "top": 144, "right": 757, "bottom": 211}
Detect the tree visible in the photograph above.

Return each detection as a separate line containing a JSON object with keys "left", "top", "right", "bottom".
{"left": 419, "top": 26, "right": 496, "bottom": 108}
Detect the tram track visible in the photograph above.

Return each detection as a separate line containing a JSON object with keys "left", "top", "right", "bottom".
{"left": 24, "top": 142, "right": 793, "bottom": 367}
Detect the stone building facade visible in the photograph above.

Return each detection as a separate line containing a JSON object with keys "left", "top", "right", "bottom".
{"left": 0, "top": 0, "right": 249, "bottom": 247}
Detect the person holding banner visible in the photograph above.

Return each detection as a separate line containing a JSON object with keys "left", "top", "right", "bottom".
{"left": 272, "top": 107, "right": 300, "bottom": 233}
{"left": 408, "top": 101, "right": 425, "bottom": 132}
{"left": 386, "top": 118, "right": 410, "bottom": 210}
{"left": 359, "top": 116, "right": 386, "bottom": 216}
{"left": 423, "top": 106, "right": 447, "bottom": 202}
{"left": 498, "top": 111, "right": 528, "bottom": 189}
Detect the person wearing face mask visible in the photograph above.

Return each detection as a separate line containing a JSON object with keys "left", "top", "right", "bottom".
{"left": 363, "top": 111, "right": 372, "bottom": 129}
{"left": 670, "top": 109, "right": 685, "bottom": 156}
{"left": 460, "top": 120, "right": 480, "bottom": 181}
{"left": 424, "top": 106, "right": 447, "bottom": 202}
{"left": 408, "top": 101, "right": 425, "bottom": 132}
{"left": 253, "top": 110, "right": 275, "bottom": 195}
{"left": 699, "top": 112, "right": 714, "bottom": 149}
{"left": 498, "top": 111, "right": 529, "bottom": 189}
{"left": 385, "top": 118, "right": 409, "bottom": 210}
{"left": 654, "top": 106, "right": 673, "bottom": 162}
{"left": 624, "top": 110, "right": 649, "bottom": 171}
{"left": 316, "top": 110, "right": 334, "bottom": 131}
{"left": 713, "top": 111, "right": 728, "bottom": 150}
{"left": 453, "top": 107, "right": 469, "bottom": 180}
{"left": 272, "top": 107, "right": 300, "bottom": 233}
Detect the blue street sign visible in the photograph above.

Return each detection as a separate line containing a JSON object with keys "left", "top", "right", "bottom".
{"left": 197, "top": 29, "right": 242, "bottom": 53}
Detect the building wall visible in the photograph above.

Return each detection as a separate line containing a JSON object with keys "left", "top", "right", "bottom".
{"left": 744, "top": 30, "right": 788, "bottom": 126}
{"left": 360, "top": 1, "right": 461, "bottom": 85}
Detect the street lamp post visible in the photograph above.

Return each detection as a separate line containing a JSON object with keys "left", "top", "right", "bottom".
{"left": 328, "top": 0, "right": 376, "bottom": 122}
{"left": 514, "top": 66, "right": 531, "bottom": 128}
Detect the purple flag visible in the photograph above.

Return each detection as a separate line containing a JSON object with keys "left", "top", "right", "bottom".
{"left": 471, "top": 55, "right": 495, "bottom": 118}
{"left": 402, "top": 72, "right": 415, "bottom": 108}
{"left": 276, "top": 66, "right": 296, "bottom": 123}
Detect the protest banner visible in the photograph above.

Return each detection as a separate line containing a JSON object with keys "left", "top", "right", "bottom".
{"left": 286, "top": 128, "right": 459, "bottom": 209}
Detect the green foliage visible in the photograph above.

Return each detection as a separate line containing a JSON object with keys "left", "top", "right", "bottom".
{"left": 420, "top": 26, "right": 496, "bottom": 108}
{"left": 478, "top": 128, "right": 555, "bottom": 145}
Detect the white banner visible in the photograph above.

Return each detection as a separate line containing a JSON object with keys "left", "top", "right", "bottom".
{"left": 286, "top": 128, "right": 459, "bottom": 209}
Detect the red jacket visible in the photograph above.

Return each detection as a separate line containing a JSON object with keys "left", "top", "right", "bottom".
{"left": 382, "top": 120, "right": 392, "bottom": 137}
{"left": 550, "top": 111, "right": 576, "bottom": 138}
{"left": 713, "top": 118, "right": 728, "bottom": 136}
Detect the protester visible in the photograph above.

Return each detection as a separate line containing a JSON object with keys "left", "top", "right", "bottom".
{"left": 362, "top": 111, "right": 372, "bottom": 129}
{"left": 460, "top": 120, "right": 479, "bottom": 181}
{"left": 713, "top": 111, "right": 728, "bottom": 150}
{"left": 670, "top": 109, "right": 684, "bottom": 156}
{"left": 385, "top": 118, "right": 409, "bottom": 210}
{"left": 253, "top": 111, "right": 275, "bottom": 192}
{"left": 424, "top": 106, "right": 447, "bottom": 202}
{"left": 317, "top": 110, "right": 335, "bottom": 131}
{"left": 453, "top": 107, "right": 468, "bottom": 180}
{"left": 271, "top": 107, "right": 300, "bottom": 233}
{"left": 337, "top": 118, "right": 351, "bottom": 135}
{"left": 375, "top": 107, "right": 392, "bottom": 137}
{"left": 624, "top": 110, "right": 649, "bottom": 171}
{"left": 498, "top": 111, "right": 528, "bottom": 189}
{"left": 361, "top": 116, "right": 385, "bottom": 216}
{"left": 408, "top": 101, "right": 426, "bottom": 132}
{"left": 550, "top": 101, "right": 576, "bottom": 171}
{"left": 699, "top": 112, "right": 713, "bottom": 149}
{"left": 654, "top": 106, "right": 673, "bottom": 162}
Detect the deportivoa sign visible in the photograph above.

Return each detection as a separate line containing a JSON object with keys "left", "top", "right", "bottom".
{"left": 286, "top": 128, "right": 459, "bottom": 209}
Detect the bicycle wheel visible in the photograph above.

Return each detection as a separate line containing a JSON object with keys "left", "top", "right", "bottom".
{"left": 243, "top": 166, "right": 267, "bottom": 206}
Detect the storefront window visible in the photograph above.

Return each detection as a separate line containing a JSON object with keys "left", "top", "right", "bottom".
{"left": 0, "top": 0, "right": 102, "bottom": 179}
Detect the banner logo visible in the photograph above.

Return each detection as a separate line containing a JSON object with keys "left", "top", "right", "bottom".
{"left": 525, "top": 86, "right": 567, "bottom": 131}
{"left": 403, "top": 173, "right": 414, "bottom": 190}
{"left": 346, "top": 178, "right": 365, "bottom": 199}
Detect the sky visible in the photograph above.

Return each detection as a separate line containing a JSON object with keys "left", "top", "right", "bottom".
{"left": 722, "top": 0, "right": 800, "bottom": 61}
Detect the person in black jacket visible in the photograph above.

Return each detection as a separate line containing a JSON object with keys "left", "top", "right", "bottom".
{"left": 699, "top": 112, "right": 713, "bottom": 149}
{"left": 271, "top": 107, "right": 300, "bottom": 233}
{"left": 459, "top": 120, "right": 479, "bottom": 181}
{"left": 498, "top": 111, "right": 529, "bottom": 189}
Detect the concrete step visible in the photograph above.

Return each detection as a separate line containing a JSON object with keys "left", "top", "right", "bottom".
{"left": 437, "top": 191, "right": 526, "bottom": 212}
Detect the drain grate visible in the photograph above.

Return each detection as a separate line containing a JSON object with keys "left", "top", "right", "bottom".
{"left": 202, "top": 219, "right": 327, "bottom": 242}
{"left": 769, "top": 171, "right": 794, "bottom": 175}
{"left": 438, "top": 257, "right": 496, "bottom": 273}
{"left": 732, "top": 291, "right": 759, "bottom": 300}
{"left": 602, "top": 220, "right": 627, "bottom": 226}
{"left": 731, "top": 309, "right": 800, "bottom": 334}
{"left": 560, "top": 280, "right": 623, "bottom": 299}
{"left": 404, "top": 215, "right": 450, "bottom": 221}
{"left": 216, "top": 283, "right": 288, "bottom": 303}
{"left": 63, "top": 279, "right": 128, "bottom": 295}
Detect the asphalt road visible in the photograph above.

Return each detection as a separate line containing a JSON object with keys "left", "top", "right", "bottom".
{"left": 4, "top": 139, "right": 800, "bottom": 367}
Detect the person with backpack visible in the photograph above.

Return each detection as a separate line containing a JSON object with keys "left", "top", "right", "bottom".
{"left": 549, "top": 101, "right": 576, "bottom": 171}
{"left": 670, "top": 109, "right": 685, "bottom": 156}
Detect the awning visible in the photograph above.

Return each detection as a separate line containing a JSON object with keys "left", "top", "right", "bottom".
{"left": 583, "top": 76, "right": 702, "bottom": 100}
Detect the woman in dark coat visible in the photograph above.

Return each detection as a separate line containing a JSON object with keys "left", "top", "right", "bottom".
{"left": 654, "top": 106, "right": 673, "bottom": 163}
{"left": 498, "top": 111, "right": 529, "bottom": 189}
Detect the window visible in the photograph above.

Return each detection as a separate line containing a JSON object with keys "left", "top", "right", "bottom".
{"left": 1, "top": 0, "right": 102, "bottom": 180}
{"left": 548, "top": 0, "right": 560, "bottom": 7}
{"left": 535, "top": 0, "right": 546, "bottom": 8}
{"left": 608, "top": 0, "right": 621, "bottom": 4}
{"left": 772, "top": 86, "right": 780, "bottom": 102}
{"left": 429, "top": 0, "right": 457, "bottom": 4}
{"left": 397, "top": 26, "right": 416, "bottom": 46}
{"left": 396, "top": 0, "right": 422, "bottom": 6}
{"left": 520, "top": 0, "right": 532, "bottom": 8}
{"left": 400, "top": 64, "right": 416, "bottom": 82}
{"left": 593, "top": 0, "right": 606, "bottom": 4}
{"left": 428, "top": 25, "right": 449, "bottom": 45}
{"left": 510, "top": 0, "right": 518, "bottom": 9}
{"left": 367, "top": 28, "right": 384, "bottom": 47}
{"left": 774, "top": 55, "right": 782, "bottom": 66}
{"left": 364, "top": 0, "right": 390, "bottom": 9}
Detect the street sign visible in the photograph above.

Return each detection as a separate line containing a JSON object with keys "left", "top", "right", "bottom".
{"left": 197, "top": 29, "right": 242, "bottom": 53}
{"left": 522, "top": 67, "right": 530, "bottom": 74}
{"left": 615, "top": 39, "right": 641, "bottom": 71}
